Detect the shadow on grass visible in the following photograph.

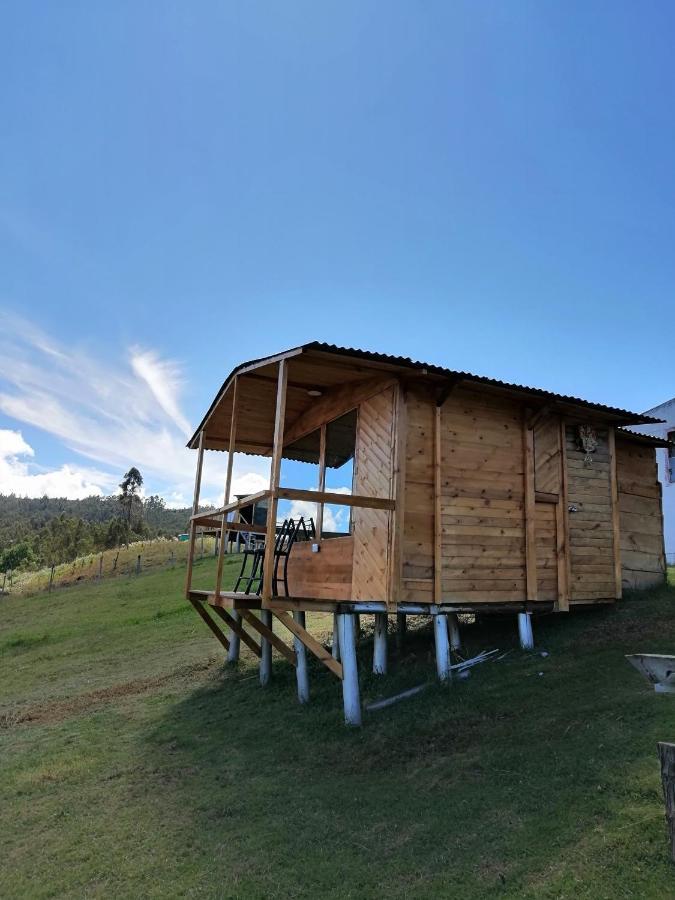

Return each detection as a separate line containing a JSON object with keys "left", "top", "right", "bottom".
{"left": 140, "top": 586, "right": 675, "bottom": 896}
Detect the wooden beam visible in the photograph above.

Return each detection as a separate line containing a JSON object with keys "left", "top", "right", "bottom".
{"left": 185, "top": 430, "right": 205, "bottom": 599}
{"left": 211, "top": 606, "right": 262, "bottom": 658}
{"left": 188, "top": 596, "right": 230, "bottom": 652}
{"left": 527, "top": 403, "right": 553, "bottom": 432}
{"left": 535, "top": 491, "right": 559, "bottom": 504}
{"left": 214, "top": 376, "right": 239, "bottom": 601}
{"left": 282, "top": 375, "right": 396, "bottom": 450}
{"left": 273, "top": 610, "right": 343, "bottom": 678}
{"left": 559, "top": 418, "right": 572, "bottom": 610}
{"left": 388, "top": 383, "right": 407, "bottom": 610}
{"left": 239, "top": 609, "right": 297, "bottom": 665}
{"left": 191, "top": 489, "right": 272, "bottom": 521}
{"left": 434, "top": 404, "right": 442, "bottom": 605}
{"left": 315, "top": 423, "right": 326, "bottom": 538}
{"left": 523, "top": 411, "right": 537, "bottom": 604}
{"left": 275, "top": 487, "right": 395, "bottom": 511}
{"left": 436, "top": 376, "right": 462, "bottom": 408}
{"left": 608, "top": 425, "right": 623, "bottom": 600}
{"left": 262, "top": 360, "right": 288, "bottom": 602}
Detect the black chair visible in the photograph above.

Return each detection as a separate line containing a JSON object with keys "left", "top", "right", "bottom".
{"left": 233, "top": 517, "right": 314, "bottom": 597}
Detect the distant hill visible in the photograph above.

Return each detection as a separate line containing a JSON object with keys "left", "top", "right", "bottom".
{"left": 0, "top": 493, "right": 213, "bottom": 569}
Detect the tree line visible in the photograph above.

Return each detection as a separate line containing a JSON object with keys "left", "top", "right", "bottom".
{"left": 0, "top": 468, "right": 209, "bottom": 575}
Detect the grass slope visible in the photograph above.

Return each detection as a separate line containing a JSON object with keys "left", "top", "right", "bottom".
{"left": 2, "top": 558, "right": 675, "bottom": 898}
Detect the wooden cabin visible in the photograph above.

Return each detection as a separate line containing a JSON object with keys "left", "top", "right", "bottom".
{"left": 185, "top": 343, "right": 668, "bottom": 724}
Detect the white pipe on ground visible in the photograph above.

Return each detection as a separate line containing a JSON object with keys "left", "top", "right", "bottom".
{"left": 338, "top": 613, "right": 362, "bottom": 726}
{"left": 373, "top": 612, "right": 387, "bottom": 675}
{"left": 293, "top": 610, "right": 309, "bottom": 703}
{"left": 259, "top": 610, "right": 272, "bottom": 686}
{"left": 227, "top": 611, "right": 242, "bottom": 663}
{"left": 518, "top": 612, "right": 534, "bottom": 650}
{"left": 433, "top": 613, "right": 452, "bottom": 683}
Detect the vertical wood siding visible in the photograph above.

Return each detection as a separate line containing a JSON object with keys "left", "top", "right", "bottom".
{"left": 616, "top": 437, "right": 666, "bottom": 589}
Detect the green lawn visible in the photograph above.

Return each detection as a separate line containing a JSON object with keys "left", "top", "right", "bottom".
{"left": 2, "top": 558, "right": 675, "bottom": 898}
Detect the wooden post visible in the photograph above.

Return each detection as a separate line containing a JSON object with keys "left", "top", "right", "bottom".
{"left": 523, "top": 410, "right": 538, "bottom": 605}
{"left": 316, "top": 423, "right": 326, "bottom": 539}
{"left": 373, "top": 612, "right": 387, "bottom": 675}
{"left": 447, "top": 613, "right": 461, "bottom": 651}
{"left": 185, "top": 430, "right": 205, "bottom": 598}
{"left": 608, "top": 426, "right": 623, "bottom": 600}
{"left": 48, "top": 564, "right": 55, "bottom": 594}
{"left": 98, "top": 554, "right": 103, "bottom": 581}
{"left": 434, "top": 613, "right": 452, "bottom": 682}
{"left": 260, "top": 610, "right": 272, "bottom": 686}
{"left": 658, "top": 742, "right": 675, "bottom": 862}
{"left": 262, "top": 360, "right": 288, "bottom": 603}
{"left": 338, "top": 613, "right": 361, "bottom": 726}
{"left": 136, "top": 554, "right": 142, "bottom": 576}
{"left": 215, "top": 377, "right": 239, "bottom": 601}
{"left": 332, "top": 612, "right": 340, "bottom": 661}
{"left": 518, "top": 612, "right": 534, "bottom": 650}
{"left": 293, "top": 610, "right": 309, "bottom": 704}
{"left": 396, "top": 612, "right": 406, "bottom": 652}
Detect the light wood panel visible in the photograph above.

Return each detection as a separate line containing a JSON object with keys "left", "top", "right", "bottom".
{"left": 351, "top": 386, "right": 396, "bottom": 601}
{"left": 286, "top": 537, "right": 354, "bottom": 601}
{"left": 616, "top": 436, "right": 666, "bottom": 590}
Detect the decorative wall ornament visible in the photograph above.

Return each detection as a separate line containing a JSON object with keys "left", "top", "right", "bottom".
{"left": 577, "top": 424, "right": 598, "bottom": 466}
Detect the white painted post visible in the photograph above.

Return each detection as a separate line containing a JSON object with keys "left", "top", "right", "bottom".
{"left": 227, "top": 611, "right": 242, "bottom": 663}
{"left": 434, "top": 613, "right": 452, "bottom": 683}
{"left": 293, "top": 610, "right": 309, "bottom": 704}
{"left": 260, "top": 610, "right": 272, "bottom": 686}
{"left": 373, "top": 612, "right": 387, "bottom": 675}
{"left": 396, "top": 612, "right": 407, "bottom": 652}
{"left": 518, "top": 612, "right": 534, "bottom": 650}
{"left": 338, "top": 613, "right": 362, "bottom": 726}
{"left": 448, "top": 613, "right": 461, "bottom": 651}
{"left": 355, "top": 613, "right": 361, "bottom": 642}
{"left": 332, "top": 613, "right": 340, "bottom": 661}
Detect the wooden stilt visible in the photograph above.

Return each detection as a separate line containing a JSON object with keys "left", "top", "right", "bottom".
{"left": 518, "top": 612, "right": 534, "bottom": 650}
{"left": 332, "top": 613, "right": 340, "bottom": 661}
{"left": 434, "top": 613, "right": 452, "bottom": 682}
{"left": 373, "top": 612, "right": 387, "bottom": 675}
{"left": 293, "top": 610, "right": 309, "bottom": 704}
{"left": 227, "top": 611, "right": 242, "bottom": 663}
{"left": 447, "top": 613, "right": 461, "bottom": 651}
{"left": 260, "top": 610, "right": 272, "bottom": 686}
{"left": 658, "top": 742, "right": 675, "bottom": 862}
{"left": 338, "top": 613, "right": 362, "bottom": 726}
{"left": 396, "top": 612, "right": 406, "bottom": 652}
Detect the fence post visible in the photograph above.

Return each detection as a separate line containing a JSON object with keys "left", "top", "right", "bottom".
{"left": 113, "top": 551, "right": 119, "bottom": 572}
{"left": 98, "top": 553, "right": 103, "bottom": 581}
{"left": 136, "top": 554, "right": 142, "bottom": 576}
{"left": 48, "top": 564, "right": 55, "bottom": 593}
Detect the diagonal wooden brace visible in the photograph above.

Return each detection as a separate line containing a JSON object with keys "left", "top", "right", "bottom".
{"left": 240, "top": 610, "right": 297, "bottom": 666}
{"left": 211, "top": 606, "right": 262, "bottom": 658}
{"left": 188, "top": 597, "right": 230, "bottom": 653}
{"left": 273, "top": 610, "right": 343, "bottom": 679}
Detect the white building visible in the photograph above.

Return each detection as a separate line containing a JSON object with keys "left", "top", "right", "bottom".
{"left": 634, "top": 397, "right": 675, "bottom": 564}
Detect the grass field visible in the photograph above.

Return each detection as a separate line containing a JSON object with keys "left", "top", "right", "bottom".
{"left": 2, "top": 558, "right": 675, "bottom": 898}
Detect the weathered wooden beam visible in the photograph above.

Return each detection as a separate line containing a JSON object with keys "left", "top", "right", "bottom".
{"left": 188, "top": 596, "right": 230, "bottom": 653}
{"left": 240, "top": 609, "right": 297, "bottom": 666}
{"left": 215, "top": 376, "right": 239, "bottom": 601}
{"left": 658, "top": 742, "right": 675, "bottom": 863}
{"left": 608, "top": 426, "right": 623, "bottom": 600}
{"left": 275, "top": 487, "right": 395, "bottom": 511}
{"left": 273, "top": 610, "right": 343, "bottom": 679}
{"left": 185, "top": 430, "right": 205, "bottom": 599}
{"left": 316, "top": 423, "right": 327, "bottom": 538}
{"left": 211, "top": 606, "right": 262, "bottom": 658}
{"left": 262, "top": 360, "right": 288, "bottom": 602}
{"left": 191, "top": 489, "right": 272, "bottom": 521}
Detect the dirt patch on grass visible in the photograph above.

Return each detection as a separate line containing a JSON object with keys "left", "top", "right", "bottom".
{"left": 0, "top": 659, "right": 217, "bottom": 729}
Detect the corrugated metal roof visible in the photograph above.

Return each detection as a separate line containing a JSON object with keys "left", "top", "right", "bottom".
{"left": 617, "top": 427, "right": 672, "bottom": 448}
{"left": 302, "top": 342, "right": 664, "bottom": 424}
{"left": 188, "top": 341, "right": 664, "bottom": 448}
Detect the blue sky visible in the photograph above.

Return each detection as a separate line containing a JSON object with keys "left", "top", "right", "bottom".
{"left": 1, "top": 2, "right": 675, "bottom": 505}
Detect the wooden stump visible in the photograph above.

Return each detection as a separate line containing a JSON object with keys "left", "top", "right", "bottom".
{"left": 658, "top": 742, "right": 675, "bottom": 862}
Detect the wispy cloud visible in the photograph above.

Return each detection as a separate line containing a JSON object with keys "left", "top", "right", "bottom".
{"left": 0, "top": 311, "right": 270, "bottom": 501}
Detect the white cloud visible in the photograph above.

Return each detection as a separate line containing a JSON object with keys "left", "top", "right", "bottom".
{"left": 284, "top": 485, "right": 352, "bottom": 532}
{"left": 0, "top": 311, "right": 271, "bottom": 503}
{"left": 0, "top": 428, "right": 116, "bottom": 499}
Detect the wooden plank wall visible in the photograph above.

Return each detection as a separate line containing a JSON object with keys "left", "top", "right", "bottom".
{"left": 535, "top": 503, "right": 558, "bottom": 602}
{"left": 439, "top": 387, "right": 527, "bottom": 602}
{"left": 286, "top": 537, "right": 354, "bottom": 600}
{"left": 616, "top": 436, "right": 666, "bottom": 590}
{"left": 351, "top": 386, "right": 396, "bottom": 601}
{"left": 401, "top": 387, "right": 435, "bottom": 602}
{"left": 534, "top": 417, "right": 561, "bottom": 494}
{"left": 564, "top": 424, "right": 616, "bottom": 601}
